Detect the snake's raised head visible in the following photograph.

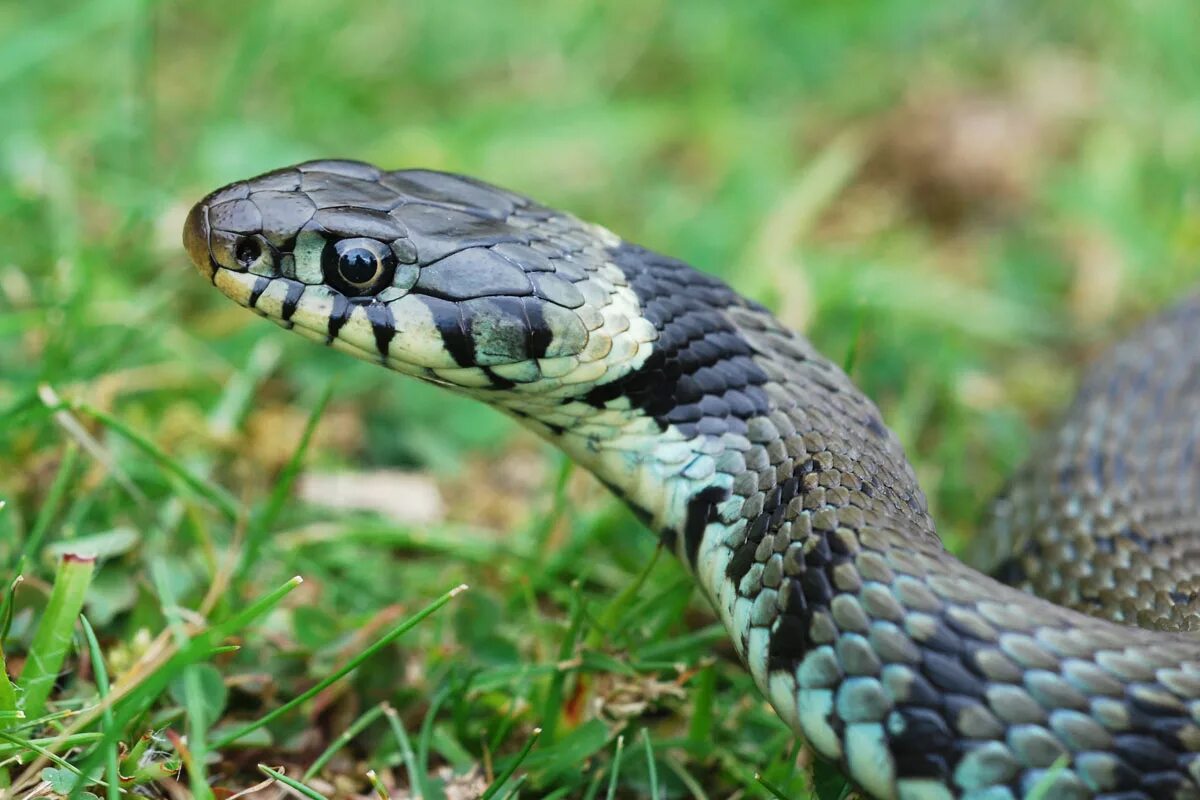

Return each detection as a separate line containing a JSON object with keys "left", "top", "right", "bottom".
{"left": 183, "top": 159, "right": 657, "bottom": 398}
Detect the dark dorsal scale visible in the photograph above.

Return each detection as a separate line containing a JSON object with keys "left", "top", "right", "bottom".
{"left": 584, "top": 242, "right": 772, "bottom": 437}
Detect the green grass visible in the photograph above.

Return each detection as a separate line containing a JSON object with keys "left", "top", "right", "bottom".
{"left": 1, "top": 0, "right": 1198, "bottom": 797}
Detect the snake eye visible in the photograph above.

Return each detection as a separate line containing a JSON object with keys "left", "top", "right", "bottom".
{"left": 234, "top": 236, "right": 263, "bottom": 268}
{"left": 322, "top": 238, "right": 396, "bottom": 297}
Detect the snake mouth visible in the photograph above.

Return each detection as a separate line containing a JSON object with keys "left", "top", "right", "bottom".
{"left": 210, "top": 266, "right": 268, "bottom": 309}
{"left": 208, "top": 266, "right": 401, "bottom": 367}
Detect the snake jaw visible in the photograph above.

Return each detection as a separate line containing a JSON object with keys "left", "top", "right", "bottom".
{"left": 210, "top": 267, "right": 262, "bottom": 310}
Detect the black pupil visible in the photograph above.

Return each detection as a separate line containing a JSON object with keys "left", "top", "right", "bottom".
{"left": 235, "top": 237, "right": 262, "bottom": 265}
{"left": 339, "top": 248, "right": 378, "bottom": 284}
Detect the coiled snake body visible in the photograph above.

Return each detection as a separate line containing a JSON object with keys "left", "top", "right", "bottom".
{"left": 184, "top": 160, "right": 1200, "bottom": 800}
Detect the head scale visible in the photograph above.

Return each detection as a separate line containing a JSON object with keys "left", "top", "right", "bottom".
{"left": 183, "top": 159, "right": 656, "bottom": 404}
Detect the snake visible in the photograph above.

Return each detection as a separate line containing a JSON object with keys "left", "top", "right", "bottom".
{"left": 183, "top": 159, "right": 1200, "bottom": 800}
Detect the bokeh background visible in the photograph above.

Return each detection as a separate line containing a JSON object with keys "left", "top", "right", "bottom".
{"left": 1, "top": 1, "right": 1198, "bottom": 797}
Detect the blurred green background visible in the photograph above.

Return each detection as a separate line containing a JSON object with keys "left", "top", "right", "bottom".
{"left": 0, "top": 0, "right": 1197, "bottom": 797}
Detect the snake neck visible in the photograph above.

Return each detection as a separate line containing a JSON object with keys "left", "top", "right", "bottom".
{"left": 479, "top": 384, "right": 731, "bottom": 564}
{"left": 556, "top": 406, "right": 739, "bottom": 561}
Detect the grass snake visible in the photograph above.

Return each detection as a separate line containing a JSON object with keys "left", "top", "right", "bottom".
{"left": 183, "top": 160, "right": 1200, "bottom": 800}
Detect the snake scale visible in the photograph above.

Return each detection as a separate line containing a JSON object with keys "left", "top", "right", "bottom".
{"left": 183, "top": 160, "right": 1200, "bottom": 800}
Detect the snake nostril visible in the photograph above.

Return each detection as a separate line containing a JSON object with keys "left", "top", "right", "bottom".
{"left": 234, "top": 235, "right": 263, "bottom": 267}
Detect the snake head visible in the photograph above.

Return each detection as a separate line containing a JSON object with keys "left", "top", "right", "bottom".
{"left": 183, "top": 159, "right": 655, "bottom": 396}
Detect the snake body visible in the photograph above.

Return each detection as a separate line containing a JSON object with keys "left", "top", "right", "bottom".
{"left": 184, "top": 160, "right": 1200, "bottom": 800}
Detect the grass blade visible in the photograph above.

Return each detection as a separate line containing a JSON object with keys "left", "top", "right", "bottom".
{"left": 21, "top": 443, "right": 79, "bottom": 563}
{"left": 303, "top": 702, "right": 386, "bottom": 780}
{"left": 248, "top": 381, "right": 332, "bottom": 543}
{"left": 0, "top": 733, "right": 103, "bottom": 757}
{"left": 365, "top": 769, "right": 390, "bottom": 800}
{"left": 12, "top": 576, "right": 304, "bottom": 795}
{"left": 0, "top": 575, "right": 22, "bottom": 719}
{"left": 641, "top": 729, "right": 659, "bottom": 800}
{"left": 75, "top": 402, "right": 240, "bottom": 521}
{"left": 585, "top": 546, "right": 661, "bottom": 649}
{"left": 605, "top": 735, "right": 624, "bottom": 800}
{"left": 18, "top": 554, "right": 95, "bottom": 719}
{"left": 212, "top": 584, "right": 467, "bottom": 749}
{"left": 80, "top": 616, "right": 120, "bottom": 800}
{"left": 383, "top": 704, "right": 424, "bottom": 800}
{"left": 686, "top": 664, "right": 715, "bottom": 754}
{"left": 258, "top": 765, "right": 329, "bottom": 800}
{"left": 479, "top": 727, "right": 541, "bottom": 800}
{"left": 1024, "top": 756, "right": 1071, "bottom": 800}
{"left": 150, "top": 559, "right": 213, "bottom": 800}
{"left": 753, "top": 772, "right": 791, "bottom": 800}
{"left": 539, "top": 581, "right": 586, "bottom": 741}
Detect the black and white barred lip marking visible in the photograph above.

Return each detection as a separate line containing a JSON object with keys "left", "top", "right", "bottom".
{"left": 247, "top": 275, "right": 270, "bottom": 308}
{"left": 365, "top": 301, "right": 396, "bottom": 357}
{"left": 281, "top": 280, "right": 305, "bottom": 324}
